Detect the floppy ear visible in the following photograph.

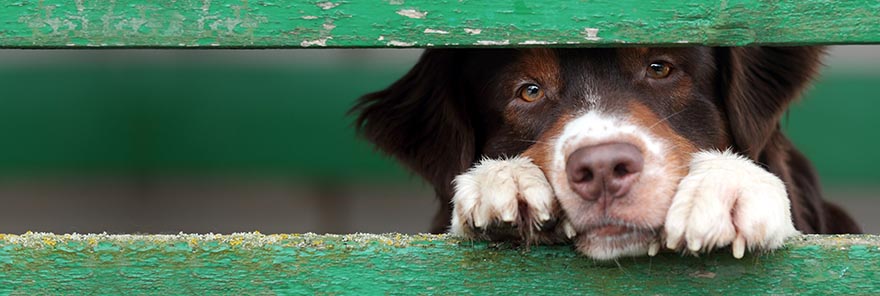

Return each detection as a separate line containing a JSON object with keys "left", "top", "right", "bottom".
{"left": 351, "top": 49, "right": 475, "bottom": 194}
{"left": 719, "top": 46, "right": 825, "bottom": 159}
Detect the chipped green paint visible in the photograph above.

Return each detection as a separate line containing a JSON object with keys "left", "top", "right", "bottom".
{"left": 1, "top": 0, "right": 879, "bottom": 48}
{"left": 0, "top": 233, "right": 878, "bottom": 294}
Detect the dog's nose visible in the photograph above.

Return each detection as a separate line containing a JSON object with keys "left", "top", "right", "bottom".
{"left": 566, "top": 143, "right": 643, "bottom": 201}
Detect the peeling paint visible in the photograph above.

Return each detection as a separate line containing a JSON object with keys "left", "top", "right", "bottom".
{"left": 0, "top": 233, "right": 877, "bottom": 294}
{"left": 519, "top": 40, "right": 557, "bottom": 45}
{"left": 300, "top": 37, "right": 330, "bottom": 47}
{"left": 377, "top": 35, "right": 385, "bottom": 41}
{"left": 423, "top": 28, "right": 449, "bottom": 34}
{"left": 475, "top": 40, "right": 510, "bottom": 45}
{"left": 464, "top": 28, "right": 482, "bottom": 35}
{"left": 323, "top": 23, "right": 336, "bottom": 30}
{"left": 316, "top": 1, "right": 339, "bottom": 10}
{"left": 691, "top": 270, "right": 717, "bottom": 279}
{"left": 387, "top": 40, "right": 415, "bottom": 46}
{"left": 2, "top": 0, "right": 878, "bottom": 48}
{"left": 396, "top": 9, "right": 427, "bottom": 19}
{"left": 583, "top": 28, "right": 600, "bottom": 41}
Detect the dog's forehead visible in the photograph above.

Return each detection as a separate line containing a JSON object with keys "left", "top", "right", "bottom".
{"left": 514, "top": 48, "right": 615, "bottom": 67}
{"left": 505, "top": 48, "right": 648, "bottom": 95}
{"left": 464, "top": 48, "right": 711, "bottom": 81}
{"left": 510, "top": 47, "right": 714, "bottom": 67}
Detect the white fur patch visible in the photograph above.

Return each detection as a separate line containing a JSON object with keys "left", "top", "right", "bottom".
{"left": 450, "top": 156, "right": 572, "bottom": 237}
{"left": 552, "top": 111, "right": 664, "bottom": 170}
{"left": 664, "top": 149, "right": 800, "bottom": 258}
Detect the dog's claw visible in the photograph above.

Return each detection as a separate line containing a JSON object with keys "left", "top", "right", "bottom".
{"left": 732, "top": 235, "right": 746, "bottom": 259}
{"left": 500, "top": 208, "right": 516, "bottom": 223}
{"left": 687, "top": 238, "right": 702, "bottom": 252}
{"left": 563, "top": 221, "right": 577, "bottom": 239}
{"left": 538, "top": 211, "right": 551, "bottom": 223}
{"left": 648, "top": 240, "right": 660, "bottom": 256}
{"left": 473, "top": 214, "right": 488, "bottom": 229}
{"left": 665, "top": 231, "right": 681, "bottom": 250}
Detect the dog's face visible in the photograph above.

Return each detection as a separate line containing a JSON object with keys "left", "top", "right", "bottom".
{"left": 460, "top": 48, "right": 724, "bottom": 256}
{"left": 353, "top": 47, "right": 825, "bottom": 256}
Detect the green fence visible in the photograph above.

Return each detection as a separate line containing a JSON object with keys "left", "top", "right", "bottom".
{"left": 1, "top": 233, "right": 878, "bottom": 294}
{"left": 1, "top": 0, "right": 879, "bottom": 47}
{"left": 1, "top": 0, "right": 879, "bottom": 294}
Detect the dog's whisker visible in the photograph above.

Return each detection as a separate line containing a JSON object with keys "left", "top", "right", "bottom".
{"left": 513, "top": 138, "right": 554, "bottom": 145}
{"left": 649, "top": 108, "right": 687, "bottom": 130}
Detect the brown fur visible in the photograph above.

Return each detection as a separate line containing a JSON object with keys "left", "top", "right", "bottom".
{"left": 626, "top": 101, "right": 697, "bottom": 177}
{"left": 352, "top": 47, "right": 861, "bottom": 235}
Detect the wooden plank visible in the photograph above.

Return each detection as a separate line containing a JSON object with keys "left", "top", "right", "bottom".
{"left": 0, "top": 233, "right": 878, "bottom": 294}
{"left": 1, "top": 0, "right": 879, "bottom": 48}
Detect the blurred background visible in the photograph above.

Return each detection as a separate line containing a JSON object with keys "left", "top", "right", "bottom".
{"left": 0, "top": 46, "right": 877, "bottom": 235}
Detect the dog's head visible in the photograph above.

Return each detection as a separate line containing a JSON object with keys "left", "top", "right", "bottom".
{"left": 353, "top": 47, "right": 823, "bottom": 258}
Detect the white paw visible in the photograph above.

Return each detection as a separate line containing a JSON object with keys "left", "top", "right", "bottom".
{"left": 450, "top": 156, "right": 575, "bottom": 241}
{"left": 664, "top": 150, "right": 800, "bottom": 258}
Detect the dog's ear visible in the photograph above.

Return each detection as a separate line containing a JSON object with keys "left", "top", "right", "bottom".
{"left": 351, "top": 49, "right": 475, "bottom": 191}
{"left": 719, "top": 46, "right": 825, "bottom": 159}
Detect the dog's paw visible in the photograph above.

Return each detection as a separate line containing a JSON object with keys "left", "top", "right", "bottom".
{"left": 664, "top": 150, "right": 800, "bottom": 258}
{"left": 450, "top": 156, "right": 575, "bottom": 243}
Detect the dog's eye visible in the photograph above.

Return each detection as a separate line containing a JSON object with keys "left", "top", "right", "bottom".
{"left": 519, "top": 84, "right": 544, "bottom": 102}
{"left": 646, "top": 62, "right": 673, "bottom": 79}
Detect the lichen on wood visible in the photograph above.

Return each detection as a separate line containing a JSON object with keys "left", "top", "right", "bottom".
{"left": 1, "top": 233, "right": 878, "bottom": 294}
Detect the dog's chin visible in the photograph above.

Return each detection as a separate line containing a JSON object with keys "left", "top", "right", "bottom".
{"left": 575, "top": 226, "right": 658, "bottom": 260}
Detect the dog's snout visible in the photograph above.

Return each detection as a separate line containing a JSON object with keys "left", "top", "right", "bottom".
{"left": 566, "top": 143, "right": 643, "bottom": 201}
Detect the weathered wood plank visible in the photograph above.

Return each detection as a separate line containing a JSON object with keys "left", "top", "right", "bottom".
{"left": 1, "top": 0, "right": 879, "bottom": 48}
{"left": 0, "top": 233, "right": 878, "bottom": 294}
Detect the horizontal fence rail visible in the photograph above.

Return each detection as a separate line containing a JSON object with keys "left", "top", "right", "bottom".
{"left": 1, "top": 0, "right": 879, "bottom": 48}
{"left": 0, "top": 233, "right": 878, "bottom": 294}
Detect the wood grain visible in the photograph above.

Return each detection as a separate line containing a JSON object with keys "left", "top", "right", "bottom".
{"left": 1, "top": 0, "right": 878, "bottom": 48}
{"left": 0, "top": 233, "right": 878, "bottom": 294}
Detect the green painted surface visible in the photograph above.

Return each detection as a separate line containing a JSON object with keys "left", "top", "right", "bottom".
{"left": 0, "top": 233, "right": 877, "bottom": 294}
{"left": 1, "top": 0, "right": 879, "bottom": 48}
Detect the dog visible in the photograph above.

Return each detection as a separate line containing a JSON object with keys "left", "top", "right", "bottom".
{"left": 352, "top": 47, "right": 861, "bottom": 260}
